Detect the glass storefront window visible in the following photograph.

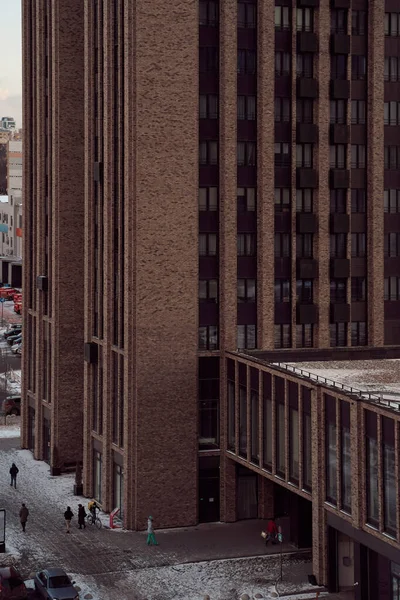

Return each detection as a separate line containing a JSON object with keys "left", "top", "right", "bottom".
{"left": 239, "top": 386, "right": 247, "bottom": 458}
{"left": 113, "top": 462, "right": 124, "bottom": 520}
{"left": 93, "top": 450, "right": 102, "bottom": 503}
{"left": 366, "top": 436, "right": 379, "bottom": 526}
{"left": 303, "top": 412, "right": 312, "bottom": 491}
{"left": 263, "top": 397, "right": 272, "bottom": 470}
{"left": 276, "top": 403, "right": 285, "bottom": 477}
{"left": 326, "top": 421, "right": 337, "bottom": 505}
{"left": 383, "top": 442, "right": 396, "bottom": 536}
{"left": 228, "top": 381, "right": 235, "bottom": 452}
{"left": 341, "top": 427, "right": 351, "bottom": 513}
{"left": 289, "top": 407, "right": 299, "bottom": 483}
{"left": 251, "top": 390, "right": 259, "bottom": 463}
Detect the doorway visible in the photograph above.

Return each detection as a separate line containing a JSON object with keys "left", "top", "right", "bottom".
{"left": 199, "top": 456, "right": 220, "bottom": 523}
{"left": 237, "top": 466, "right": 258, "bottom": 520}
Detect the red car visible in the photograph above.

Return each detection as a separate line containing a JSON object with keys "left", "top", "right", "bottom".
{"left": 0, "top": 567, "right": 27, "bottom": 599}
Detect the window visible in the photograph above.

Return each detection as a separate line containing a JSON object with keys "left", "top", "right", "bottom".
{"left": 384, "top": 101, "right": 400, "bottom": 126}
{"left": 199, "top": 187, "right": 218, "bottom": 211}
{"left": 237, "top": 325, "right": 256, "bottom": 349}
{"left": 274, "top": 279, "right": 290, "bottom": 303}
{"left": 237, "top": 142, "right": 256, "bottom": 166}
{"left": 228, "top": 379, "right": 235, "bottom": 451}
{"left": 351, "top": 321, "right": 367, "bottom": 346}
{"left": 351, "top": 144, "right": 366, "bottom": 168}
{"left": 199, "top": 141, "right": 218, "bottom": 165}
{"left": 296, "top": 279, "right": 313, "bottom": 303}
{"left": 200, "top": 95, "right": 218, "bottom": 119}
{"left": 199, "top": 360, "right": 220, "bottom": 448}
{"left": 238, "top": 2, "right": 256, "bottom": 28}
{"left": 385, "top": 146, "right": 400, "bottom": 170}
{"left": 330, "top": 100, "right": 346, "bottom": 124}
{"left": 351, "top": 277, "right": 366, "bottom": 302}
{"left": 384, "top": 189, "right": 400, "bottom": 213}
{"left": 274, "top": 142, "right": 290, "bottom": 167}
{"left": 330, "top": 144, "right": 347, "bottom": 169}
{"left": 330, "top": 189, "right": 346, "bottom": 213}
{"left": 385, "top": 12, "right": 400, "bottom": 37}
{"left": 296, "top": 233, "right": 313, "bottom": 258}
{"left": 237, "top": 279, "right": 256, "bottom": 303}
{"left": 392, "top": 564, "right": 400, "bottom": 600}
{"left": 326, "top": 415, "right": 337, "bottom": 504}
{"left": 275, "top": 6, "right": 290, "bottom": 30}
{"left": 297, "top": 8, "right": 313, "bottom": 32}
{"left": 383, "top": 424, "right": 396, "bottom": 536}
{"left": 274, "top": 324, "right": 291, "bottom": 348}
{"left": 198, "top": 325, "right": 218, "bottom": 350}
{"left": 330, "top": 279, "right": 347, "bottom": 303}
{"left": 274, "top": 97, "right": 290, "bottom": 122}
{"left": 385, "top": 233, "right": 400, "bottom": 257}
{"left": 331, "top": 55, "right": 347, "bottom": 80}
{"left": 340, "top": 402, "right": 352, "bottom": 513}
{"left": 296, "top": 53, "right": 314, "bottom": 78}
{"left": 274, "top": 233, "right": 290, "bottom": 258}
{"left": 199, "top": 47, "right": 218, "bottom": 72}
{"left": 296, "top": 143, "right": 313, "bottom": 168}
{"left": 263, "top": 388, "right": 272, "bottom": 470}
{"left": 297, "top": 99, "right": 313, "bottom": 124}
{"left": 330, "top": 233, "right": 347, "bottom": 258}
{"left": 276, "top": 401, "right": 286, "bottom": 476}
{"left": 237, "top": 49, "right": 256, "bottom": 74}
{"left": 239, "top": 385, "right": 247, "bottom": 457}
{"left": 351, "top": 189, "right": 366, "bottom": 213}
{"left": 274, "top": 188, "right": 290, "bottom": 212}
{"left": 351, "top": 55, "right": 366, "bottom": 80}
{"left": 289, "top": 406, "right": 299, "bottom": 482}
{"left": 384, "top": 277, "right": 400, "bottom": 301}
{"left": 296, "top": 324, "right": 313, "bottom": 348}
{"left": 237, "top": 187, "right": 256, "bottom": 212}
{"left": 238, "top": 95, "right": 256, "bottom": 120}
{"left": 199, "top": 0, "right": 219, "bottom": 26}
{"left": 237, "top": 233, "right": 256, "bottom": 256}
{"left": 351, "top": 233, "right": 366, "bottom": 257}
{"left": 352, "top": 10, "right": 366, "bottom": 35}
{"left": 296, "top": 189, "right": 313, "bottom": 212}
{"left": 330, "top": 323, "right": 348, "bottom": 347}
{"left": 199, "top": 279, "right": 218, "bottom": 302}
{"left": 251, "top": 388, "right": 259, "bottom": 463}
{"left": 384, "top": 56, "right": 400, "bottom": 82}
{"left": 351, "top": 100, "right": 365, "bottom": 124}
{"left": 331, "top": 9, "right": 347, "bottom": 34}
{"left": 199, "top": 233, "right": 218, "bottom": 256}
{"left": 275, "top": 52, "right": 290, "bottom": 77}
{"left": 366, "top": 433, "right": 379, "bottom": 526}
{"left": 303, "top": 405, "right": 312, "bottom": 490}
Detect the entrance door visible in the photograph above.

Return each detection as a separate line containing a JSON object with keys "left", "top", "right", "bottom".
{"left": 199, "top": 473, "right": 220, "bottom": 522}
{"left": 237, "top": 469, "right": 258, "bottom": 519}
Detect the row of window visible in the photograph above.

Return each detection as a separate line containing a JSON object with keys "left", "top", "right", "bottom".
{"left": 199, "top": 325, "right": 257, "bottom": 350}
{"left": 199, "top": 1, "right": 256, "bottom": 29}
{"left": 275, "top": 7, "right": 366, "bottom": 36}
{"left": 275, "top": 143, "right": 367, "bottom": 169}
{"left": 274, "top": 322, "right": 367, "bottom": 347}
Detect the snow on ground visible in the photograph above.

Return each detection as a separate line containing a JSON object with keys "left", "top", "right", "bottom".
{"left": 0, "top": 420, "right": 20, "bottom": 437}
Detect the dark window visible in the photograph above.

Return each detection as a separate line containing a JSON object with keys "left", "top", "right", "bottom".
{"left": 274, "top": 233, "right": 290, "bottom": 258}
{"left": 352, "top": 10, "right": 366, "bottom": 35}
{"left": 384, "top": 56, "right": 400, "bottom": 82}
{"left": 274, "top": 142, "right": 290, "bottom": 166}
{"left": 366, "top": 431, "right": 379, "bottom": 526}
{"left": 251, "top": 387, "right": 259, "bottom": 463}
{"left": 199, "top": 0, "right": 219, "bottom": 26}
{"left": 351, "top": 277, "right": 366, "bottom": 302}
{"left": 289, "top": 404, "right": 299, "bottom": 482}
{"left": 330, "top": 100, "right": 347, "bottom": 124}
{"left": 296, "top": 143, "right": 313, "bottom": 168}
{"left": 351, "top": 233, "right": 366, "bottom": 257}
{"left": 384, "top": 102, "right": 400, "bottom": 126}
{"left": 274, "top": 97, "right": 290, "bottom": 123}
{"left": 199, "top": 141, "right": 218, "bottom": 165}
{"left": 274, "top": 324, "right": 291, "bottom": 348}
{"left": 296, "top": 279, "right": 313, "bottom": 303}
{"left": 330, "top": 233, "right": 347, "bottom": 258}
{"left": 331, "top": 9, "right": 347, "bottom": 34}
{"left": 199, "top": 187, "right": 218, "bottom": 211}
{"left": 297, "top": 99, "right": 314, "bottom": 124}
{"left": 238, "top": 95, "right": 256, "bottom": 120}
{"left": 385, "top": 12, "right": 400, "bottom": 37}
{"left": 228, "top": 379, "right": 235, "bottom": 451}
{"left": 238, "top": 49, "right": 256, "bottom": 74}
{"left": 239, "top": 385, "right": 247, "bottom": 457}
{"left": 296, "top": 189, "right": 313, "bottom": 212}
{"left": 330, "top": 144, "right": 347, "bottom": 169}
{"left": 199, "top": 47, "right": 218, "bottom": 72}
{"left": 199, "top": 233, "right": 218, "bottom": 256}
{"left": 198, "top": 325, "right": 218, "bottom": 350}
{"left": 351, "top": 55, "right": 367, "bottom": 80}
{"left": 351, "top": 321, "right": 367, "bottom": 346}
{"left": 275, "top": 52, "right": 291, "bottom": 77}
{"left": 384, "top": 146, "right": 400, "bottom": 170}
{"left": 275, "top": 188, "right": 291, "bottom": 212}
{"left": 330, "top": 279, "right": 347, "bottom": 303}
{"left": 351, "top": 100, "right": 366, "bottom": 125}
{"left": 330, "top": 323, "right": 348, "bottom": 347}
{"left": 237, "top": 187, "right": 256, "bottom": 211}
{"left": 237, "top": 278, "right": 256, "bottom": 303}
{"left": 351, "top": 144, "right": 366, "bottom": 168}
{"left": 237, "top": 142, "right": 256, "bottom": 166}
{"left": 384, "top": 277, "right": 400, "bottom": 301}
{"left": 325, "top": 401, "right": 337, "bottom": 504}
{"left": 331, "top": 55, "right": 347, "bottom": 80}
{"left": 238, "top": 2, "right": 256, "bottom": 28}
{"left": 199, "top": 279, "right": 218, "bottom": 302}
{"left": 340, "top": 402, "right": 352, "bottom": 513}
{"left": 385, "top": 233, "right": 400, "bottom": 257}
{"left": 237, "top": 324, "right": 256, "bottom": 349}
{"left": 383, "top": 428, "right": 396, "bottom": 536}
{"left": 200, "top": 94, "right": 218, "bottom": 119}
{"left": 199, "top": 360, "right": 220, "bottom": 449}
{"left": 303, "top": 403, "right": 312, "bottom": 490}
{"left": 296, "top": 324, "right": 313, "bottom": 348}
{"left": 238, "top": 233, "right": 256, "bottom": 256}
{"left": 351, "top": 189, "right": 366, "bottom": 213}
{"left": 330, "top": 189, "right": 347, "bottom": 213}
{"left": 296, "top": 233, "right": 313, "bottom": 258}
{"left": 296, "top": 7, "right": 313, "bottom": 32}
{"left": 384, "top": 189, "right": 400, "bottom": 213}
{"left": 296, "top": 53, "right": 314, "bottom": 78}
{"left": 275, "top": 6, "right": 290, "bottom": 31}
{"left": 274, "top": 279, "right": 291, "bottom": 303}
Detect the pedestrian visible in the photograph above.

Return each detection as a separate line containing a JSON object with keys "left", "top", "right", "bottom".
{"left": 146, "top": 516, "right": 158, "bottom": 546}
{"left": 9, "top": 463, "right": 19, "bottom": 489}
{"left": 19, "top": 503, "right": 29, "bottom": 533}
{"left": 265, "top": 518, "right": 278, "bottom": 545}
{"left": 78, "top": 503, "right": 86, "bottom": 529}
{"left": 64, "top": 506, "right": 74, "bottom": 534}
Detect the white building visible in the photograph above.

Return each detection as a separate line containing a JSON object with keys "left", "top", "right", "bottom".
{"left": 0, "top": 195, "right": 22, "bottom": 259}
{"left": 7, "top": 140, "right": 22, "bottom": 258}
{"left": 0, "top": 116, "right": 16, "bottom": 131}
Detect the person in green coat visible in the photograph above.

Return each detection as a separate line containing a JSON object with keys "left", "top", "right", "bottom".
{"left": 146, "top": 516, "right": 158, "bottom": 545}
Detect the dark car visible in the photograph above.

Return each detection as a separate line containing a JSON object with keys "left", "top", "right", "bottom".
{"left": 34, "top": 569, "right": 79, "bottom": 600}
{"left": 4, "top": 328, "right": 21, "bottom": 339}
{"left": 0, "top": 566, "right": 27, "bottom": 599}
{"left": 2, "top": 395, "right": 21, "bottom": 416}
{"left": 7, "top": 334, "right": 22, "bottom": 346}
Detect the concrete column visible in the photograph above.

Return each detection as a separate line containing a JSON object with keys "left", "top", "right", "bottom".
{"left": 258, "top": 476, "right": 274, "bottom": 520}
{"left": 221, "top": 455, "right": 237, "bottom": 523}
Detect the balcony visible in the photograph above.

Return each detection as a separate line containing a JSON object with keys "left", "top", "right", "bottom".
{"left": 330, "top": 169, "right": 350, "bottom": 189}
{"left": 297, "top": 168, "right": 318, "bottom": 188}
{"left": 330, "top": 80, "right": 350, "bottom": 100}
{"left": 297, "top": 258, "right": 318, "bottom": 279}
{"left": 297, "top": 123, "right": 318, "bottom": 144}
{"left": 297, "top": 213, "right": 318, "bottom": 234}
{"left": 330, "top": 124, "right": 350, "bottom": 144}
{"left": 330, "top": 213, "right": 350, "bottom": 233}
{"left": 297, "top": 78, "right": 318, "bottom": 99}
{"left": 330, "top": 303, "right": 350, "bottom": 323}
{"left": 330, "top": 34, "right": 350, "bottom": 55}
{"left": 297, "top": 303, "right": 318, "bottom": 324}
{"left": 297, "top": 32, "right": 318, "bottom": 53}
{"left": 330, "top": 258, "right": 350, "bottom": 278}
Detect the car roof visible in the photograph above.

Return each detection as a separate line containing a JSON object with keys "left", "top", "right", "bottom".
{"left": 5, "top": 395, "right": 21, "bottom": 400}
{"left": 41, "top": 568, "right": 69, "bottom": 578}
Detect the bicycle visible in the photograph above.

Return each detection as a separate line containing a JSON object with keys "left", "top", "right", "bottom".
{"left": 86, "top": 511, "right": 102, "bottom": 529}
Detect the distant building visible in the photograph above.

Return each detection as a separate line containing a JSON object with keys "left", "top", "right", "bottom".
{"left": 0, "top": 116, "right": 16, "bottom": 131}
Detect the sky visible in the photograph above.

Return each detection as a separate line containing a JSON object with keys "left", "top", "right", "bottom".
{"left": 0, "top": 1, "right": 22, "bottom": 127}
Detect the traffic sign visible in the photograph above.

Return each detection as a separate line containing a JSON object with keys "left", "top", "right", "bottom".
{"left": 0, "top": 298, "right": 5, "bottom": 303}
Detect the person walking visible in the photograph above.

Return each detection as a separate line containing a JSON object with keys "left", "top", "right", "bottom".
{"left": 9, "top": 463, "right": 19, "bottom": 489}
{"left": 19, "top": 503, "right": 29, "bottom": 533}
{"left": 77, "top": 504, "right": 86, "bottom": 530}
{"left": 64, "top": 506, "right": 74, "bottom": 534}
{"left": 265, "top": 518, "right": 278, "bottom": 545}
{"left": 146, "top": 516, "right": 158, "bottom": 546}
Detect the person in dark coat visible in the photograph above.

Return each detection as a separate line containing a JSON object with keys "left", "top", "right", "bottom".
{"left": 64, "top": 506, "right": 74, "bottom": 533}
{"left": 19, "top": 503, "right": 29, "bottom": 532}
{"left": 9, "top": 463, "right": 19, "bottom": 489}
{"left": 78, "top": 504, "right": 86, "bottom": 529}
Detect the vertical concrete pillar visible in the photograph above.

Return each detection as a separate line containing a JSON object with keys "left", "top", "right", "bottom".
{"left": 258, "top": 476, "right": 274, "bottom": 520}
{"left": 221, "top": 455, "right": 237, "bottom": 523}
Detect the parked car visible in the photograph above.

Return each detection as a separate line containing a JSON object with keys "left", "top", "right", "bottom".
{"left": 0, "top": 288, "right": 17, "bottom": 301}
{"left": 0, "top": 566, "right": 27, "bottom": 599}
{"left": 7, "top": 334, "right": 22, "bottom": 346}
{"left": 34, "top": 569, "right": 79, "bottom": 600}
{"left": 14, "top": 301, "right": 22, "bottom": 315}
{"left": 4, "top": 328, "right": 21, "bottom": 339}
{"left": 11, "top": 342, "right": 22, "bottom": 355}
{"left": 2, "top": 395, "right": 21, "bottom": 416}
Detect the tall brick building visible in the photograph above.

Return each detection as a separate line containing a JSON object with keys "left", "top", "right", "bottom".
{"left": 22, "top": 0, "right": 400, "bottom": 594}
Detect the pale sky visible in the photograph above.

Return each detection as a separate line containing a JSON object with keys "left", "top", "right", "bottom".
{"left": 0, "top": 0, "right": 22, "bottom": 127}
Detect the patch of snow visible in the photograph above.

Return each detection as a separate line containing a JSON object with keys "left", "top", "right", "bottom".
{"left": 0, "top": 423, "right": 20, "bottom": 437}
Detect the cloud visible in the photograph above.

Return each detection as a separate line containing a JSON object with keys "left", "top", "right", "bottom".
{"left": 0, "top": 88, "right": 10, "bottom": 101}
